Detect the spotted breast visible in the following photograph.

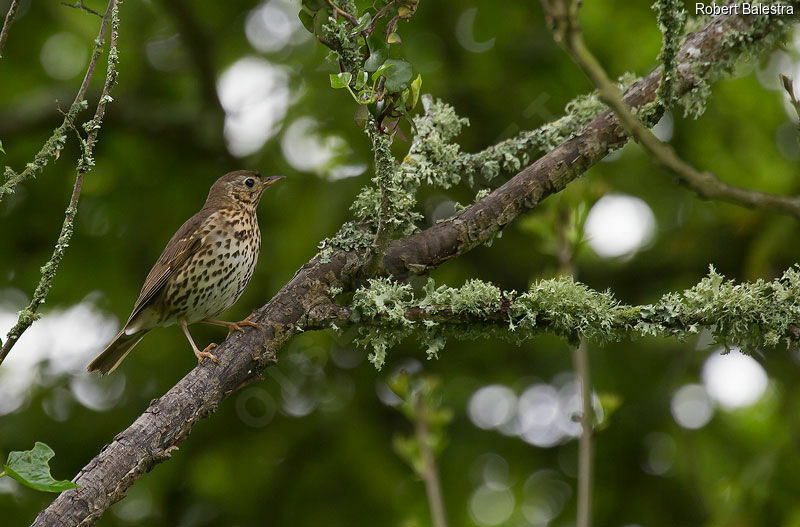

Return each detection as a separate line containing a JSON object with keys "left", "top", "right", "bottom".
{"left": 156, "top": 207, "right": 260, "bottom": 326}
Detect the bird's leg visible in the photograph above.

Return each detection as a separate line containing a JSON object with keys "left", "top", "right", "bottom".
{"left": 201, "top": 313, "right": 261, "bottom": 340}
{"left": 179, "top": 319, "right": 219, "bottom": 364}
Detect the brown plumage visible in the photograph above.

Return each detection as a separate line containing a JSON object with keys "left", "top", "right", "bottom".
{"left": 87, "top": 170, "right": 284, "bottom": 374}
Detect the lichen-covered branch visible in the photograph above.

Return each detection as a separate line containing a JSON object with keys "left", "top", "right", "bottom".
{"left": 384, "top": 6, "right": 795, "bottom": 278}
{"left": 0, "top": 0, "right": 116, "bottom": 202}
{"left": 0, "top": 0, "right": 19, "bottom": 57}
{"left": 653, "top": 0, "right": 686, "bottom": 110}
{"left": 543, "top": 0, "right": 800, "bottom": 219}
{"left": 32, "top": 9, "right": 795, "bottom": 525}
{"left": 0, "top": 0, "right": 120, "bottom": 365}
{"left": 314, "top": 267, "right": 800, "bottom": 368}
{"left": 362, "top": 126, "right": 399, "bottom": 276}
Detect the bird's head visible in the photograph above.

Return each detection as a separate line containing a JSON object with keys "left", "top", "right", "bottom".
{"left": 206, "top": 170, "right": 284, "bottom": 209}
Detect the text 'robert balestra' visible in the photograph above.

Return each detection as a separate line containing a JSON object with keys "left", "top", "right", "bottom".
{"left": 695, "top": 3, "right": 794, "bottom": 15}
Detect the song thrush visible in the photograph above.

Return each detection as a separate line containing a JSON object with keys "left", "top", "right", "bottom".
{"left": 87, "top": 170, "right": 284, "bottom": 375}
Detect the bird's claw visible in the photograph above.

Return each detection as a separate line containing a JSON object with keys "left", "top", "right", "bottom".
{"left": 196, "top": 343, "right": 219, "bottom": 364}
{"left": 225, "top": 314, "right": 262, "bottom": 339}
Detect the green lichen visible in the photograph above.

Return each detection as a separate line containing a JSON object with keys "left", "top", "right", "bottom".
{"left": 349, "top": 266, "right": 800, "bottom": 369}
{"left": 653, "top": 0, "right": 687, "bottom": 110}
{"left": 320, "top": 2, "right": 361, "bottom": 75}
{"left": 420, "top": 278, "right": 504, "bottom": 315}
{"left": 677, "top": 2, "right": 790, "bottom": 118}
{"left": 509, "top": 277, "right": 618, "bottom": 342}
{"left": 0, "top": 100, "right": 87, "bottom": 202}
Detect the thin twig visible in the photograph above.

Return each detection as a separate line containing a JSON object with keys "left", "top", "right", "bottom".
{"left": 0, "top": 0, "right": 114, "bottom": 202}
{"left": 573, "top": 338, "right": 593, "bottom": 527}
{"left": 0, "top": 0, "right": 19, "bottom": 58}
{"left": 0, "top": 0, "right": 120, "bottom": 365}
{"left": 327, "top": 0, "right": 359, "bottom": 25}
{"left": 555, "top": 191, "right": 592, "bottom": 527}
{"left": 543, "top": 0, "right": 800, "bottom": 220}
{"left": 61, "top": 0, "right": 103, "bottom": 18}
{"left": 367, "top": 0, "right": 398, "bottom": 34}
{"left": 413, "top": 391, "right": 448, "bottom": 527}
{"left": 362, "top": 126, "right": 397, "bottom": 277}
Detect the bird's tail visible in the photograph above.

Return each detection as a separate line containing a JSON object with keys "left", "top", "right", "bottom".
{"left": 87, "top": 329, "right": 147, "bottom": 375}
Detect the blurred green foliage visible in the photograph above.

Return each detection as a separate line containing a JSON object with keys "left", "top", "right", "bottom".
{"left": 1, "top": 0, "right": 800, "bottom": 526}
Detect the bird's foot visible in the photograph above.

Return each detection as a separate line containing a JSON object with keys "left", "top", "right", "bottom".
{"left": 224, "top": 314, "right": 261, "bottom": 339}
{"left": 195, "top": 343, "right": 218, "bottom": 364}
{"left": 202, "top": 315, "right": 262, "bottom": 339}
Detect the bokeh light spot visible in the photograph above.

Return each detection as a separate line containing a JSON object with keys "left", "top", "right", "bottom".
{"left": 670, "top": 383, "right": 714, "bottom": 429}
{"left": 702, "top": 348, "right": 768, "bottom": 410}
{"left": 40, "top": 32, "right": 88, "bottom": 80}
{"left": 469, "top": 485, "right": 515, "bottom": 526}
{"left": 217, "top": 57, "right": 289, "bottom": 157}
{"left": 585, "top": 194, "right": 656, "bottom": 259}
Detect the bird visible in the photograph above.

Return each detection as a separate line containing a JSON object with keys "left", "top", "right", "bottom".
{"left": 87, "top": 170, "right": 284, "bottom": 375}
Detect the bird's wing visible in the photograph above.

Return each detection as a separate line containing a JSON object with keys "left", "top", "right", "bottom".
{"left": 125, "top": 208, "right": 214, "bottom": 324}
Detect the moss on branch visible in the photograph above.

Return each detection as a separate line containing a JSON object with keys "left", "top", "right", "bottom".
{"left": 345, "top": 266, "right": 800, "bottom": 369}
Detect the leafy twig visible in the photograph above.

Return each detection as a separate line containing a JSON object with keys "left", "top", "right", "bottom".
{"left": 0, "top": 0, "right": 19, "bottom": 58}
{"left": 0, "top": 0, "right": 120, "bottom": 365}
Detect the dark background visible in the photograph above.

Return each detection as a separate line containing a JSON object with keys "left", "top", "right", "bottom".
{"left": 1, "top": 0, "right": 800, "bottom": 525}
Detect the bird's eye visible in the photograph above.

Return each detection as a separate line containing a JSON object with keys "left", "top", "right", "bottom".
{"left": 245, "top": 178, "right": 255, "bottom": 188}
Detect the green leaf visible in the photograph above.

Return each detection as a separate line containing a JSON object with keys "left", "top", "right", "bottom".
{"left": 351, "top": 12, "right": 371, "bottom": 34}
{"left": 371, "top": 62, "right": 394, "bottom": 83}
{"left": 381, "top": 58, "right": 413, "bottom": 92}
{"left": 0, "top": 139, "right": 5, "bottom": 155}
{"left": 386, "top": 32, "right": 402, "bottom": 44}
{"left": 3, "top": 442, "right": 79, "bottom": 493}
{"left": 409, "top": 74, "right": 422, "bottom": 109}
{"left": 330, "top": 72, "right": 353, "bottom": 89}
{"left": 298, "top": 1, "right": 330, "bottom": 37}
{"left": 354, "top": 71, "right": 368, "bottom": 90}
{"left": 364, "top": 36, "right": 388, "bottom": 72}
{"left": 298, "top": 10, "right": 314, "bottom": 33}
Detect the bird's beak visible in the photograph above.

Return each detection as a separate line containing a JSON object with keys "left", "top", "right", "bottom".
{"left": 259, "top": 175, "right": 284, "bottom": 189}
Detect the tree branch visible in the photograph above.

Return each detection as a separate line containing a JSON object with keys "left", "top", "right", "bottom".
{"left": 305, "top": 268, "right": 800, "bottom": 357}
{"left": 0, "top": 0, "right": 120, "bottom": 365}
{"left": 31, "top": 8, "right": 796, "bottom": 525}
{"left": 0, "top": 0, "right": 18, "bottom": 57}
{"left": 542, "top": 0, "right": 800, "bottom": 220}
{"left": 383, "top": 7, "right": 794, "bottom": 277}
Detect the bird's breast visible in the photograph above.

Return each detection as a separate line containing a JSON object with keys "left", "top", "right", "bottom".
{"left": 159, "top": 209, "right": 260, "bottom": 324}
